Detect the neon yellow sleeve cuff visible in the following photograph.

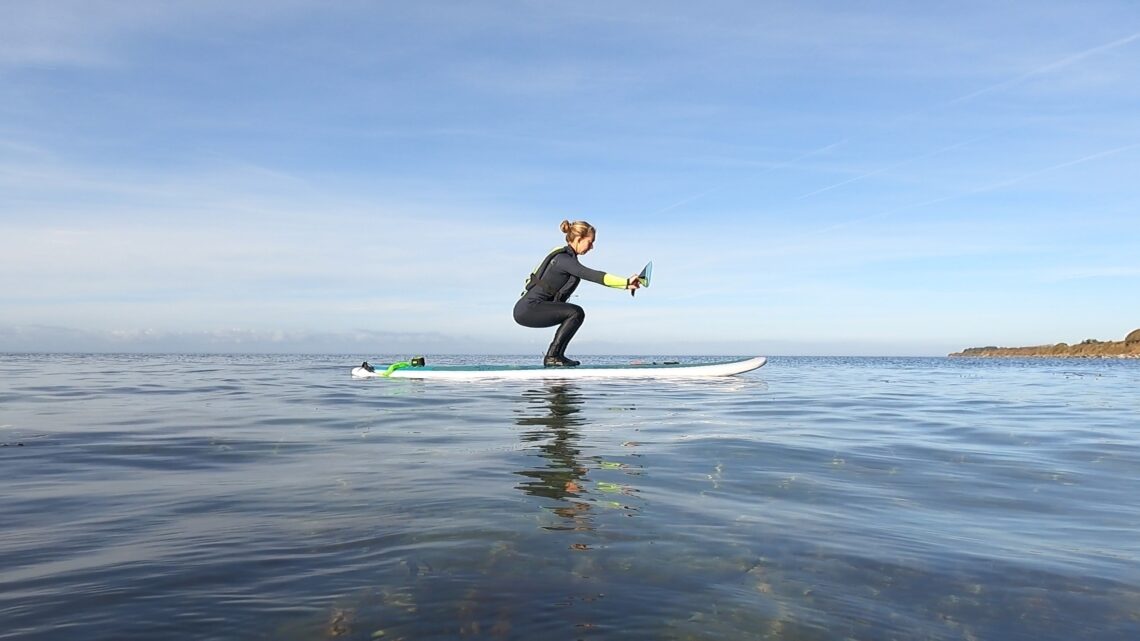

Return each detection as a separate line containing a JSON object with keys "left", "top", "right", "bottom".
{"left": 603, "top": 273, "right": 628, "bottom": 288}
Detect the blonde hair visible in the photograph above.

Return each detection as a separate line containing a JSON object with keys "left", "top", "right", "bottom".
{"left": 560, "top": 219, "right": 595, "bottom": 243}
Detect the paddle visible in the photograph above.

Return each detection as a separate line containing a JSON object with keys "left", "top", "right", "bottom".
{"left": 631, "top": 261, "right": 652, "bottom": 297}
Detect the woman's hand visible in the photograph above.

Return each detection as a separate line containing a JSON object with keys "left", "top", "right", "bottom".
{"left": 627, "top": 274, "right": 642, "bottom": 291}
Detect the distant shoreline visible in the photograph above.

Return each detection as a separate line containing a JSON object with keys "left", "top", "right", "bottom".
{"left": 950, "top": 334, "right": 1140, "bottom": 358}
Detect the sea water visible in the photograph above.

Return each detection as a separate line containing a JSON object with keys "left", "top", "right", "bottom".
{"left": 1, "top": 354, "right": 1137, "bottom": 641}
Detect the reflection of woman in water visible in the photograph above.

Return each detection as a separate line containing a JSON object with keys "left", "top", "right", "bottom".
{"left": 514, "top": 384, "right": 593, "bottom": 526}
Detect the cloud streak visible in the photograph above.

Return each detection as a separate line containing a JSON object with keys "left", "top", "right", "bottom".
{"left": 947, "top": 30, "right": 1140, "bottom": 106}
{"left": 792, "top": 141, "right": 1140, "bottom": 239}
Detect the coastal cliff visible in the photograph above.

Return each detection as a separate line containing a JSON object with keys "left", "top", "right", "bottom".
{"left": 950, "top": 329, "right": 1140, "bottom": 358}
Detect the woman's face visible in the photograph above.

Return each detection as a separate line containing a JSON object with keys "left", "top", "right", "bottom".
{"left": 570, "top": 233, "right": 595, "bottom": 255}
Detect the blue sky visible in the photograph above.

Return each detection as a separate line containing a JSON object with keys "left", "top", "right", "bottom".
{"left": 2, "top": 1, "right": 1138, "bottom": 356}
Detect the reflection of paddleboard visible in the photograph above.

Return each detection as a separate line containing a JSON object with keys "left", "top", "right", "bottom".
{"left": 351, "top": 356, "right": 767, "bottom": 381}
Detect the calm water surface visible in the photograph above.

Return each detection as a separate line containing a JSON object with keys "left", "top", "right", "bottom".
{"left": 2, "top": 354, "right": 1138, "bottom": 640}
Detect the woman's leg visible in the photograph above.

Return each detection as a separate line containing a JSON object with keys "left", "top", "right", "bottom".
{"left": 514, "top": 300, "right": 585, "bottom": 364}
{"left": 545, "top": 304, "right": 584, "bottom": 361}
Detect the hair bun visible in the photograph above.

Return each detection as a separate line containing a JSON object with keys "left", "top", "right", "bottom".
{"left": 559, "top": 220, "right": 571, "bottom": 233}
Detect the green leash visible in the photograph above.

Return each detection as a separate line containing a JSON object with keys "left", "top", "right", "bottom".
{"left": 381, "top": 355, "right": 426, "bottom": 377}
{"left": 382, "top": 361, "right": 411, "bottom": 377}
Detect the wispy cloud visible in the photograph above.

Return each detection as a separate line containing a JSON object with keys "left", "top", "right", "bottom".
{"left": 947, "top": 30, "right": 1140, "bottom": 105}
{"left": 1040, "top": 265, "right": 1140, "bottom": 282}
{"left": 791, "top": 142, "right": 1140, "bottom": 239}
{"left": 0, "top": 0, "right": 328, "bottom": 68}
{"left": 0, "top": 324, "right": 491, "bottom": 354}
{"left": 650, "top": 140, "right": 847, "bottom": 215}
{"left": 792, "top": 136, "right": 989, "bottom": 201}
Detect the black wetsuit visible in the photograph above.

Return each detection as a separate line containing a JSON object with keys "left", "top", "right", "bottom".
{"left": 513, "top": 246, "right": 616, "bottom": 359}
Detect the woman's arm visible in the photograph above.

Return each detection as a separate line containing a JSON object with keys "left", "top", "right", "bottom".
{"left": 557, "top": 254, "right": 628, "bottom": 289}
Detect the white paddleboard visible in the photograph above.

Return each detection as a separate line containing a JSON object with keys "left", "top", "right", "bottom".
{"left": 351, "top": 356, "right": 766, "bottom": 380}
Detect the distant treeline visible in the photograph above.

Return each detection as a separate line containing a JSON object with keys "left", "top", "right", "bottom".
{"left": 950, "top": 330, "right": 1140, "bottom": 358}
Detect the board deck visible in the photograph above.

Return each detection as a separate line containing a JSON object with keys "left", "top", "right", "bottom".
{"left": 351, "top": 356, "right": 766, "bottom": 380}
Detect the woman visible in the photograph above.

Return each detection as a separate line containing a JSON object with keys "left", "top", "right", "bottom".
{"left": 514, "top": 220, "right": 641, "bottom": 367}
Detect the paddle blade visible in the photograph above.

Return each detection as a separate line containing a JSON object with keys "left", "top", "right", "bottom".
{"left": 631, "top": 261, "right": 652, "bottom": 297}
